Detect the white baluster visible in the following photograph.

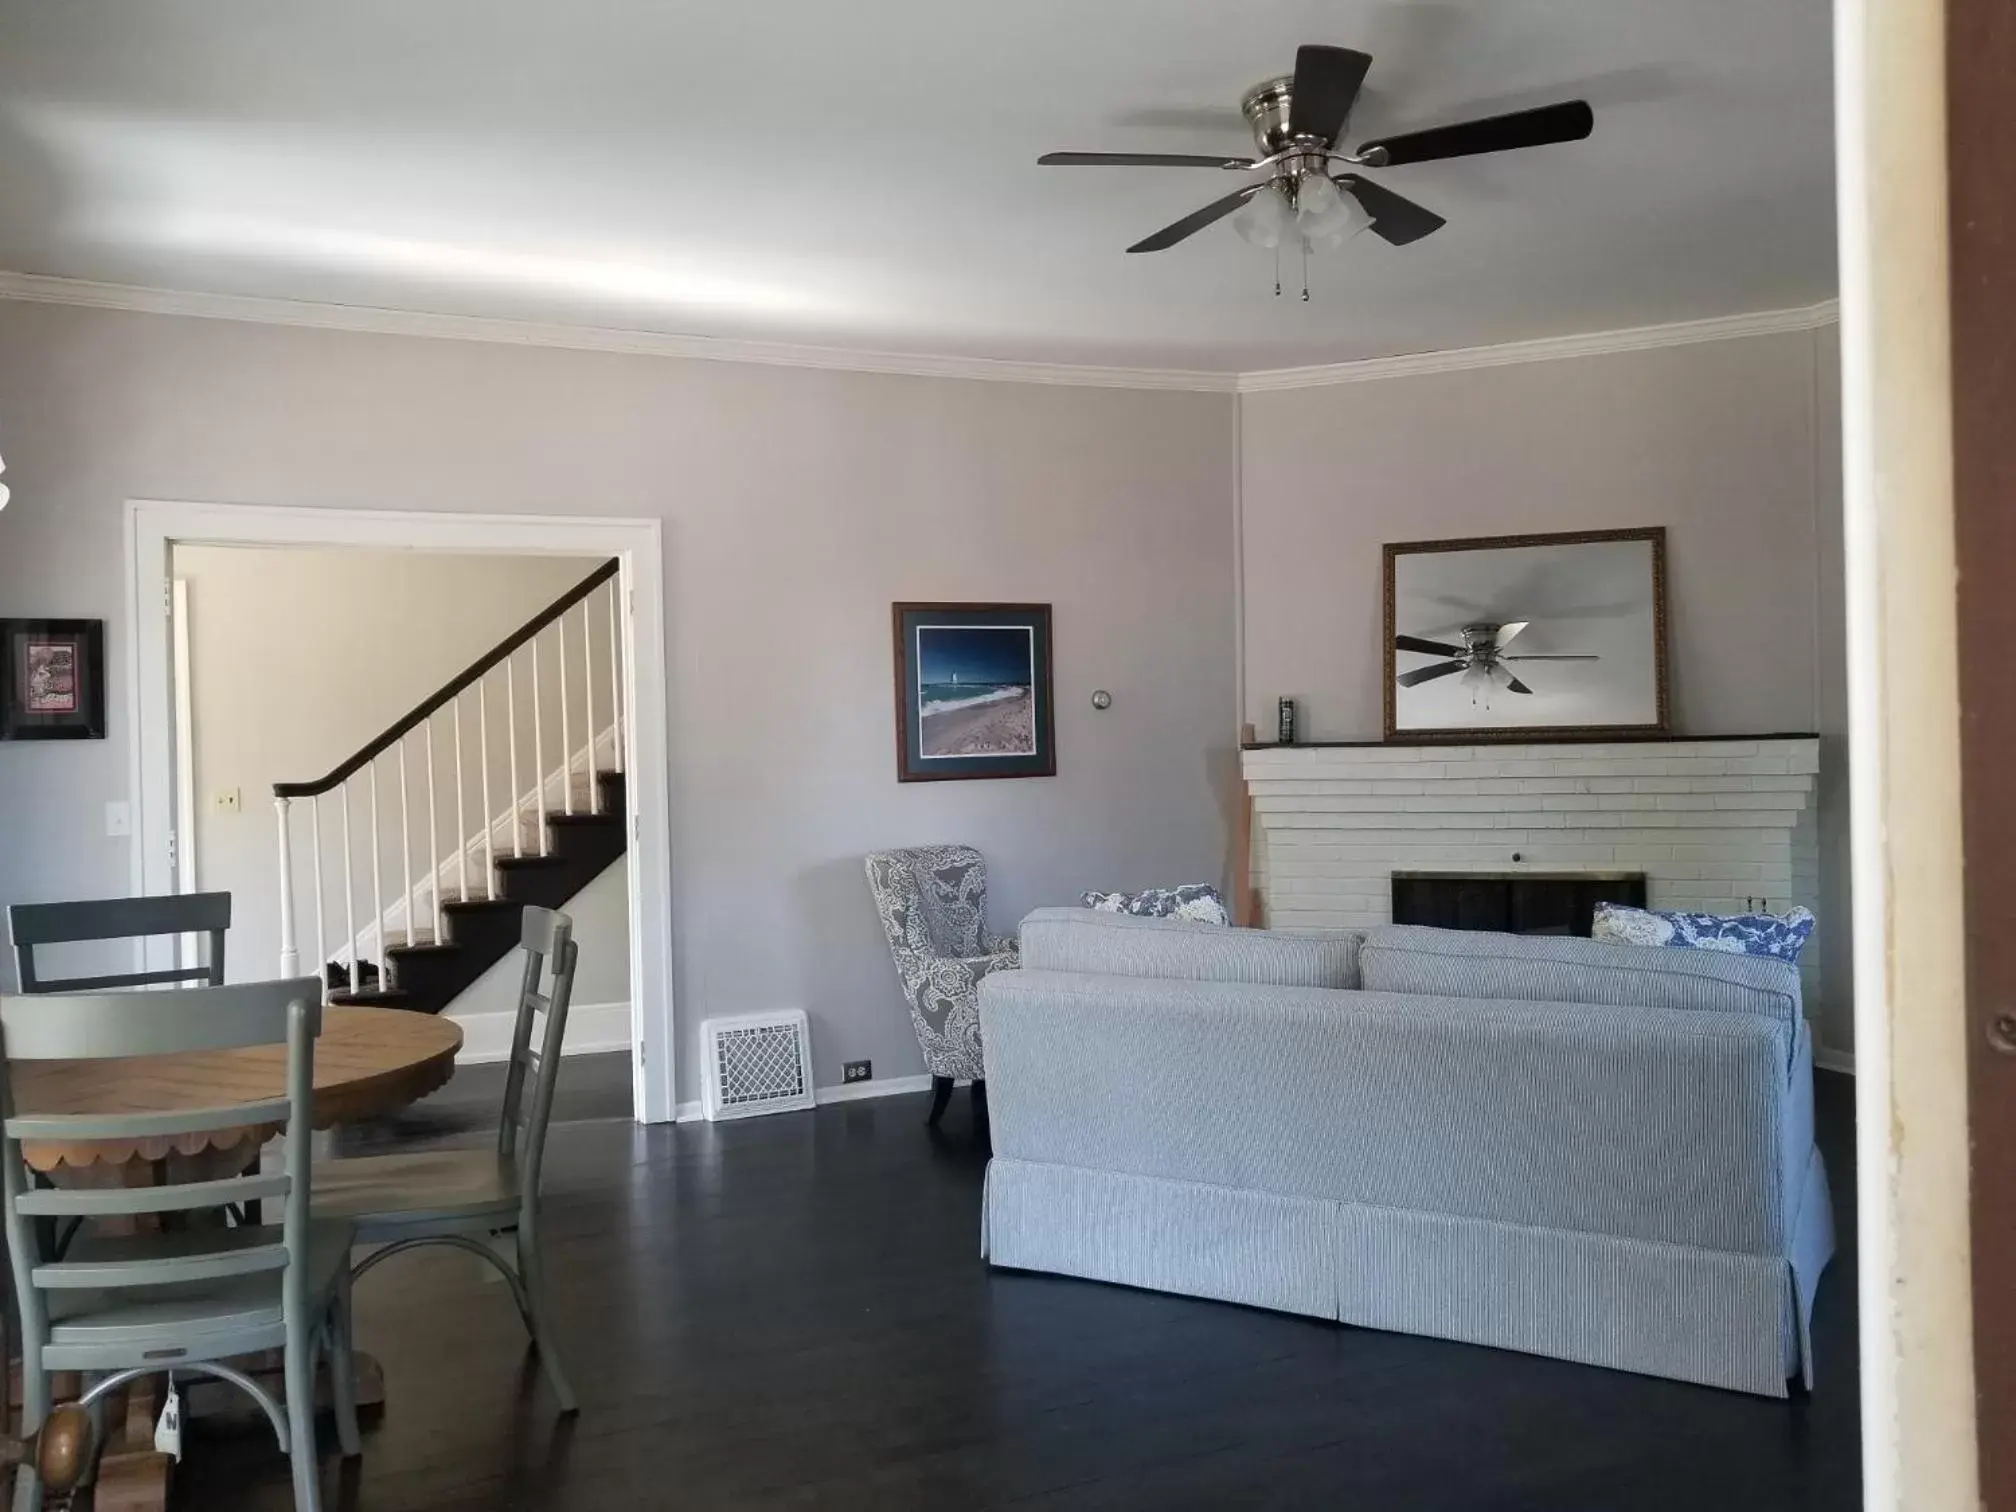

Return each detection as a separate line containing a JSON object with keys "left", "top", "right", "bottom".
{"left": 425, "top": 716, "right": 443, "bottom": 939}
{"left": 580, "top": 601, "right": 598, "bottom": 814}
{"left": 398, "top": 740, "right": 414, "bottom": 946}
{"left": 558, "top": 609, "right": 574, "bottom": 817}
{"left": 532, "top": 635, "right": 549, "bottom": 856}
{"left": 275, "top": 796, "right": 298, "bottom": 978}
{"left": 506, "top": 651, "right": 523, "bottom": 858}
{"left": 368, "top": 757, "right": 385, "bottom": 985}
{"left": 340, "top": 783, "right": 357, "bottom": 994}
{"left": 311, "top": 794, "right": 327, "bottom": 997}
{"left": 606, "top": 577, "right": 623, "bottom": 776}
{"left": 453, "top": 693, "right": 470, "bottom": 901}
{"left": 480, "top": 675, "right": 496, "bottom": 899}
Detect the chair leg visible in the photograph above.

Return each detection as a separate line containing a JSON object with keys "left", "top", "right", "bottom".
{"left": 327, "top": 1276, "right": 363, "bottom": 1459}
{"left": 515, "top": 1225, "right": 577, "bottom": 1415}
{"left": 284, "top": 1331, "right": 323, "bottom": 1512}
{"left": 13, "top": 1351, "right": 48, "bottom": 1512}
{"left": 926, "top": 1076, "right": 955, "bottom": 1126}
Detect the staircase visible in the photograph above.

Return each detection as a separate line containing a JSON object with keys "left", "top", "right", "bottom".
{"left": 328, "top": 770, "right": 626, "bottom": 1011}
{"left": 272, "top": 560, "right": 628, "bottom": 1015}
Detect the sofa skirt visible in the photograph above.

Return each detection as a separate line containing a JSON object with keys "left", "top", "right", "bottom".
{"left": 983, "top": 1156, "right": 1827, "bottom": 1398}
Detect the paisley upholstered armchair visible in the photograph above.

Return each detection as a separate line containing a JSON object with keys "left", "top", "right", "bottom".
{"left": 864, "top": 845, "right": 1020, "bottom": 1124}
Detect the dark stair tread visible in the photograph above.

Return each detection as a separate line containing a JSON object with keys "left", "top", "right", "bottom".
{"left": 442, "top": 897, "right": 523, "bottom": 915}
{"left": 496, "top": 854, "right": 569, "bottom": 871}
{"left": 384, "top": 942, "right": 462, "bottom": 959}
{"left": 328, "top": 989, "right": 416, "bottom": 1008}
{"left": 548, "top": 812, "right": 622, "bottom": 827}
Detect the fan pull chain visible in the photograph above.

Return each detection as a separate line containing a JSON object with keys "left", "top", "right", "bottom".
{"left": 1300, "top": 236, "right": 1310, "bottom": 301}
{"left": 1272, "top": 241, "right": 1282, "bottom": 299}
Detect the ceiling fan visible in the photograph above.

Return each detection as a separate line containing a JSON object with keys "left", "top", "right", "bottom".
{"left": 1039, "top": 45, "right": 1593, "bottom": 260}
{"left": 1395, "top": 622, "right": 1599, "bottom": 696}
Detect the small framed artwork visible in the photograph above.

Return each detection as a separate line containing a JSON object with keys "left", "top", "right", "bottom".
{"left": 892, "top": 603, "right": 1054, "bottom": 782}
{"left": 0, "top": 618, "right": 107, "bottom": 741}
{"left": 1384, "top": 527, "right": 1669, "bottom": 742}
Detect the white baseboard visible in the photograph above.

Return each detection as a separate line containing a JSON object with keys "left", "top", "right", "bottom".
{"left": 1815, "top": 1045, "right": 1857, "bottom": 1076}
{"left": 452, "top": 1000, "right": 632, "bottom": 1065}
{"left": 672, "top": 1070, "right": 946, "bottom": 1123}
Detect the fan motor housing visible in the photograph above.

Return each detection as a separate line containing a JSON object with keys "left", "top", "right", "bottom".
{"left": 1242, "top": 77, "right": 1296, "bottom": 151}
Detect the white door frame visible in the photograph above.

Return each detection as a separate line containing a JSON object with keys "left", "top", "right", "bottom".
{"left": 124, "top": 498, "right": 677, "bottom": 1125}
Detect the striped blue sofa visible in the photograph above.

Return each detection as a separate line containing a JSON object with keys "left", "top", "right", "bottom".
{"left": 977, "top": 911, "right": 1835, "bottom": 1397}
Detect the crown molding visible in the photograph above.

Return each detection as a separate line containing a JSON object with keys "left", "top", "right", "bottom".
{"left": 0, "top": 269, "right": 1836, "bottom": 394}
{"left": 1234, "top": 301, "right": 1840, "bottom": 392}
{"left": 0, "top": 271, "right": 1240, "bottom": 393}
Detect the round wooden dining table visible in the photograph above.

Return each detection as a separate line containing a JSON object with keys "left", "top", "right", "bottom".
{"left": 9, "top": 1006, "right": 463, "bottom": 1173}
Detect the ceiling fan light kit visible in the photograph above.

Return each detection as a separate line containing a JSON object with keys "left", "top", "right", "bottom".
{"left": 1039, "top": 43, "right": 1594, "bottom": 292}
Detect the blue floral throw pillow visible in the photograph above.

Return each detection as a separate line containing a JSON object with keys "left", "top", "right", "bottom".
{"left": 1592, "top": 902, "right": 1816, "bottom": 963}
{"left": 1081, "top": 884, "right": 1230, "bottom": 927}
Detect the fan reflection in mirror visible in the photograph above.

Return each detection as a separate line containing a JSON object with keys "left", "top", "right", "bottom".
{"left": 1383, "top": 528, "right": 1669, "bottom": 742}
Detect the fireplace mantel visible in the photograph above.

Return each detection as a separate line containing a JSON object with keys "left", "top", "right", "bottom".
{"left": 1241, "top": 736, "right": 1823, "bottom": 1003}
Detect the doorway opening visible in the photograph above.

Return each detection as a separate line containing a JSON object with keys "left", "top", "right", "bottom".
{"left": 126, "top": 500, "right": 675, "bottom": 1123}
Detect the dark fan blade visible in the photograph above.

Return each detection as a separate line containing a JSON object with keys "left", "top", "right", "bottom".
{"left": 1395, "top": 633, "right": 1466, "bottom": 656}
{"left": 1039, "top": 151, "right": 1255, "bottom": 169}
{"left": 1289, "top": 45, "right": 1373, "bottom": 142}
{"left": 1126, "top": 184, "right": 1262, "bottom": 253}
{"left": 1339, "top": 175, "right": 1446, "bottom": 246}
{"left": 1397, "top": 660, "right": 1467, "bottom": 688}
{"left": 1503, "top": 674, "right": 1534, "bottom": 694}
{"left": 1357, "top": 100, "right": 1593, "bottom": 167}
{"left": 1505, "top": 654, "right": 1600, "bottom": 661}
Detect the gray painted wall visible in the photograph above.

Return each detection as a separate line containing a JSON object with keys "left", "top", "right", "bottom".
{"left": 1238, "top": 327, "right": 1852, "bottom": 1051}
{"left": 0, "top": 298, "right": 1847, "bottom": 1078}
{"left": 0, "top": 300, "right": 1238, "bottom": 1104}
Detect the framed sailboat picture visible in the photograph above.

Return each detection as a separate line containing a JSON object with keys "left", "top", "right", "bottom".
{"left": 891, "top": 603, "right": 1055, "bottom": 782}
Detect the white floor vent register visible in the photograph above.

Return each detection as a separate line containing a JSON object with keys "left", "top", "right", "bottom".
{"left": 700, "top": 1010, "right": 817, "bottom": 1121}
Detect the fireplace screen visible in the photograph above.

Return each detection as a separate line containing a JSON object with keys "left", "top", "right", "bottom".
{"left": 1390, "top": 871, "right": 1648, "bottom": 937}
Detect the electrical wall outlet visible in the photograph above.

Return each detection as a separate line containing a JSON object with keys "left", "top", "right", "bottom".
{"left": 842, "top": 1060, "right": 872, "bottom": 1084}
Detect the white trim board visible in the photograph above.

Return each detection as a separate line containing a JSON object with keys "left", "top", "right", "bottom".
{"left": 0, "top": 272, "right": 1233, "bottom": 394}
{"left": 124, "top": 498, "right": 678, "bottom": 1125}
{"left": 673, "top": 1071, "right": 945, "bottom": 1124}
{"left": 1233, "top": 301, "right": 1841, "bottom": 391}
{"left": 453, "top": 1000, "right": 632, "bottom": 1065}
{"left": 1, "top": 269, "right": 1835, "bottom": 393}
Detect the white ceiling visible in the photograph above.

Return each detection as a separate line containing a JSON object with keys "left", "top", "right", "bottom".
{"left": 0, "top": 1, "right": 1837, "bottom": 374}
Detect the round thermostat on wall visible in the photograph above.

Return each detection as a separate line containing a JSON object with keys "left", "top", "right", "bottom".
{"left": 1090, "top": 690, "right": 1112, "bottom": 710}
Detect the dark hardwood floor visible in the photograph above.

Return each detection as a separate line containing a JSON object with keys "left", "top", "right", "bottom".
{"left": 181, "top": 1056, "right": 1861, "bottom": 1511}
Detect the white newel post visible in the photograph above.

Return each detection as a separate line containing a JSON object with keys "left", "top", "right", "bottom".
{"left": 274, "top": 795, "right": 299, "bottom": 977}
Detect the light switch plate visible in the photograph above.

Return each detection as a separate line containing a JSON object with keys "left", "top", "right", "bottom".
{"left": 104, "top": 801, "right": 132, "bottom": 838}
{"left": 213, "top": 789, "right": 242, "bottom": 813}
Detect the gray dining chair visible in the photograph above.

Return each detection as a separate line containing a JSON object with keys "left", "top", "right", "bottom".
{"left": 0, "top": 977, "right": 359, "bottom": 1512}
{"left": 8, "top": 892, "right": 231, "bottom": 994}
{"left": 311, "top": 905, "right": 579, "bottom": 1414}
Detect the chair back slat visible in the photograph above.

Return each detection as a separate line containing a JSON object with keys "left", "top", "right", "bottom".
{"left": 10, "top": 893, "right": 231, "bottom": 994}
{"left": 497, "top": 909, "right": 576, "bottom": 1188}
{"left": 34, "top": 1242, "right": 287, "bottom": 1290}
{"left": 0, "top": 977, "right": 321, "bottom": 1337}
{"left": 0, "top": 979, "right": 317, "bottom": 1060}
{"left": 15, "top": 1171, "right": 289, "bottom": 1219}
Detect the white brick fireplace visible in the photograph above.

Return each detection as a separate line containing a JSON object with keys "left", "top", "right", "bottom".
{"left": 1242, "top": 737, "right": 1823, "bottom": 1005}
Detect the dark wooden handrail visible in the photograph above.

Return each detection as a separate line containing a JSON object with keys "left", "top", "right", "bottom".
{"left": 274, "top": 559, "right": 619, "bottom": 799}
